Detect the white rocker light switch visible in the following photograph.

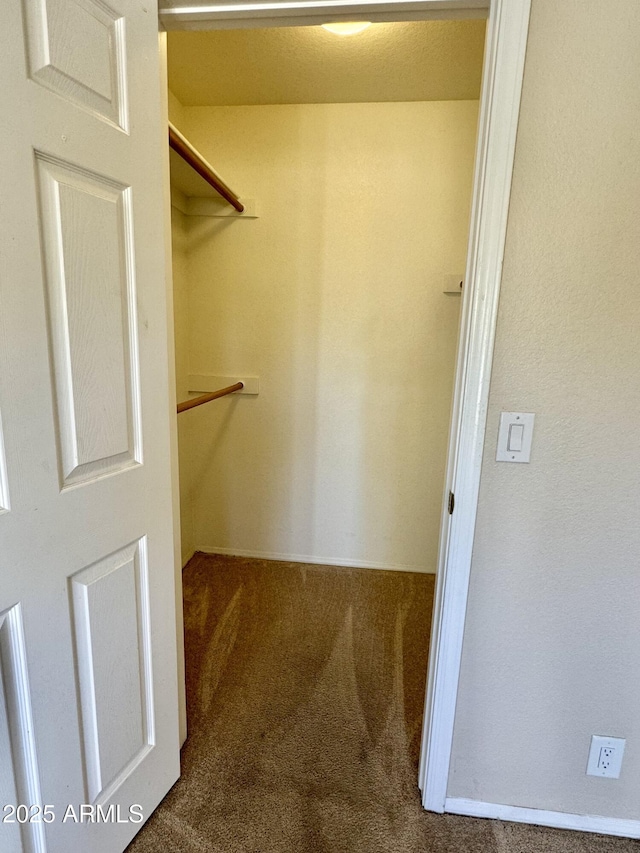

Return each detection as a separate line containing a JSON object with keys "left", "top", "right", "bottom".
{"left": 496, "top": 412, "right": 535, "bottom": 463}
{"left": 507, "top": 423, "right": 524, "bottom": 452}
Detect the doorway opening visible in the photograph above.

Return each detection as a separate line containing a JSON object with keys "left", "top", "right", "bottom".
{"left": 164, "top": 13, "right": 480, "bottom": 822}
{"left": 156, "top": 0, "right": 530, "bottom": 836}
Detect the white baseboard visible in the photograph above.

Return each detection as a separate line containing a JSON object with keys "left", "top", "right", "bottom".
{"left": 445, "top": 797, "right": 640, "bottom": 839}
{"left": 195, "top": 545, "right": 435, "bottom": 574}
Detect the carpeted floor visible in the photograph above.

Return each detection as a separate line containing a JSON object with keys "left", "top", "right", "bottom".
{"left": 127, "top": 553, "right": 639, "bottom": 852}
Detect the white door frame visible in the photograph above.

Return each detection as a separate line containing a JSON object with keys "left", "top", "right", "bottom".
{"left": 159, "top": 0, "right": 531, "bottom": 813}
{"left": 418, "top": 0, "right": 530, "bottom": 810}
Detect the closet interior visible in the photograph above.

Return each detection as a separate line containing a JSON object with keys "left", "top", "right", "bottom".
{"left": 167, "top": 20, "right": 485, "bottom": 575}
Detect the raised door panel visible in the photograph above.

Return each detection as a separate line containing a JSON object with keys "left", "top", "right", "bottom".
{"left": 23, "top": 0, "right": 127, "bottom": 130}
{"left": 70, "top": 540, "right": 154, "bottom": 805}
{"left": 0, "top": 606, "right": 45, "bottom": 853}
{"left": 36, "top": 154, "right": 142, "bottom": 489}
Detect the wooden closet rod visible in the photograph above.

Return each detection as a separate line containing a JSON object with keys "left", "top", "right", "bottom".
{"left": 177, "top": 382, "right": 244, "bottom": 414}
{"left": 168, "top": 123, "right": 245, "bottom": 213}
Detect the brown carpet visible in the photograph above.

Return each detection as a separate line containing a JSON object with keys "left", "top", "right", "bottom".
{"left": 127, "top": 553, "right": 639, "bottom": 852}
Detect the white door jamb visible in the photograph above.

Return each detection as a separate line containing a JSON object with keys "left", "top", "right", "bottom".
{"left": 418, "top": 0, "right": 531, "bottom": 811}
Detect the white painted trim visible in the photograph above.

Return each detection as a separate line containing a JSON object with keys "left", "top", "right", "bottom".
{"left": 196, "top": 546, "right": 435, "bottom": 574}
{"left": 445, "top": 798, "right": 640, "bottom": 840}
{"left": 418, "top": 0, "right": 531, "bottom": 812}
{"left": 160, "top": 0, "right": 487, "bottom": 30}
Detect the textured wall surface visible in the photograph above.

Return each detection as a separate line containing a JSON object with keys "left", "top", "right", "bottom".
{"left": 172, "top": 208, "right": 195, "bottom": 565}
{"left": 167, "top": 21, "right": 485, "bottom": 106}
{"left": 174, "top": 100, "right": 478, "bottom": 571}
{"left": 169, "top": 91, "right": 195, "bottom": 564}
{"left": 449, "top": 0, "right": 640, "bottom": 818}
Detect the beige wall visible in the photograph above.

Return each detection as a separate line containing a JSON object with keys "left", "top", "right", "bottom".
{"left": 169, "top": 91, "right": 195, "bottom": 564}
{"left": 449, "top": 0, "right": 640, "bottom": 819}
{"left": 172, "top": 207, "right": 195, "bottom": 565}
{"left": 173, "top": 100, "right": 478, "bottom": 571}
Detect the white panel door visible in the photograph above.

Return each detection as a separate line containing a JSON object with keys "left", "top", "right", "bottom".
{"left": 0, "top": 1, "right": 180, "bottom": 851}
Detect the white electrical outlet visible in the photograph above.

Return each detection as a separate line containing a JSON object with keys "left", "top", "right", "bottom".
{"left": 586, "top": 735, "right": 625, "bottom": 778}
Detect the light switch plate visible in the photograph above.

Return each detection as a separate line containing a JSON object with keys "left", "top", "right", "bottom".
{"left": 496, "top": 412, "right": 535, "bottom": 462}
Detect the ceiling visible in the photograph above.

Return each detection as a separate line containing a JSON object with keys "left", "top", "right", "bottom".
{"left": 167, "top": 20, "right": 486, "bottom": 106}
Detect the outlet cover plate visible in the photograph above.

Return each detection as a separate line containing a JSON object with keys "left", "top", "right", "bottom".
{"left": 587, "top": 735, "right": 625, "bottom": 778}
